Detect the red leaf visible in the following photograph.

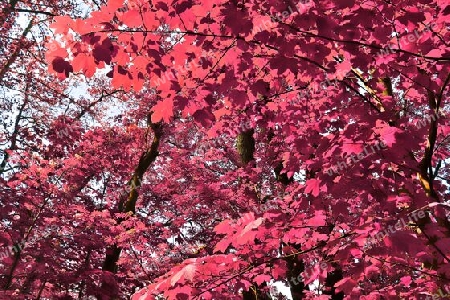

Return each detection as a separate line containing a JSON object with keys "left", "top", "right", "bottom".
{"left": 107, "top": 0, "right": 123, "bottom": 10}
{"left": 50, "top": 16, "right": 74, "bottom": 35}
{"left": 142, "top": 11, "right": 158, "bottom": 29}
{"left": 305, "top": 178, "right": 321, "bottom": 197}
{"left": 213, "top": 238, "right": 231, "bottom": 254}
{"left": 254, "top": 274, "right": 271, "bottom": 285}
{"left": 335, "top": 60, "right": 352, "bottom": 80}
{"left": 72, "top": 53, "right": 96, "bottom": 77}
{"left": 229, "top": 90, "right": 249, "bottom": 107}
{"left": 121, "top": 10, "right": 142, "bottom": 27}
{"left": 307, "top": 211, "right": 326, "bottom": 226}
{"left": 214, "top": 220, "right": 233, "bottom": 235}
{"left": 335, "top": 277, "right": 356, "bottom": 294}
{"left": 151, "top": 98, "right": 174, "bottom": 123}
{"left": 170, "top": 264, "right": 196, "bottom": 286}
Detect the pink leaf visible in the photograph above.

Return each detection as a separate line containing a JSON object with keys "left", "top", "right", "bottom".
{"left": 307, "top": 210, "right": 326, "bottom": 226}
{"left": 305, "top": 178, "right": 321, "bottom": 197}
{"left": 335, "top": 277, "right": 356, "bottom": 294}
{"left": 151, "top": 98, "right": 174, "bottom": 123}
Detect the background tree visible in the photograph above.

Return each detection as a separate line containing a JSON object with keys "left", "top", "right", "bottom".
{"left": 1, "top": 0, "right": 449, "bottom": 299}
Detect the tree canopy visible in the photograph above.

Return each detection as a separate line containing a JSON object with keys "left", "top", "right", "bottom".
{"left": 1, "top": 0, "right": 450, "bottom": 299}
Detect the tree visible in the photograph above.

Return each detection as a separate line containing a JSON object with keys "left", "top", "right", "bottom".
{"left": 0, "top": 0, "right": 130, "bottom": 298}
{"left": 2, "top": 0, "right": 450, "bottom": 299}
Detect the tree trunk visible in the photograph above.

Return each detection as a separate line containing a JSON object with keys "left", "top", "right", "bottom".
{"left": 100, "top": 118, "right": 163, "bottom": 298}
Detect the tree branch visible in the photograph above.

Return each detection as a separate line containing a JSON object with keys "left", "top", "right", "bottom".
{"left": 14, "top": 8, "right": 55, "bottom": 16}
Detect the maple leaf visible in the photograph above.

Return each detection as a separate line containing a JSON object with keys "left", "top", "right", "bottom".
{"left": 142, "top": 11, "right": 158, "bottom": 30}
{"left": 305, "top": 178, "right": 321, "bottom": 197}
{"left": 92, "top": 43, "right": 113, "bottom": 64}
{"left": 72, "top": 53, "right": 96, "bottom": 77}
{"left": 120, "top": 10, "right": 142, "bottom": 28}
{"left": 170, "top": 264, "right": 197, "bottom": 286}
{"left": 51, "top": 57, "right": 73, "bottom": 78}
{"left": 50, "top": 16, "right": 74, "bottom": 35}
{"left": 151, "top": 98, "right": 174, "bottom": 123}
{"left": 334, "top": 277, "right": 356, "bottom": 294}
{"left": 253, "top": 274, "right": 271, "bottom": 285}
{"left": 341, "top": 142, "right": 364, "bottom": 156}
{"left": 213, "top": 219, "right": 233, "bottom": 235}
{"left": 107, "top": 0, "right": 123, "bottom": 10}
{"left": 307, "top": 211, "right": 326, "bottom": 226}
{"left": 229, "top": 90, "right": 249, "bottom": 107}
{"left": 335, "top": 60, "right": 352, "bottom": 80}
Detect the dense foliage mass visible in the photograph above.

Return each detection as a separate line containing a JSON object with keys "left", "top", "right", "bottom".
{"left": 1, "top": 0, "right": 450, "bottom": 299}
